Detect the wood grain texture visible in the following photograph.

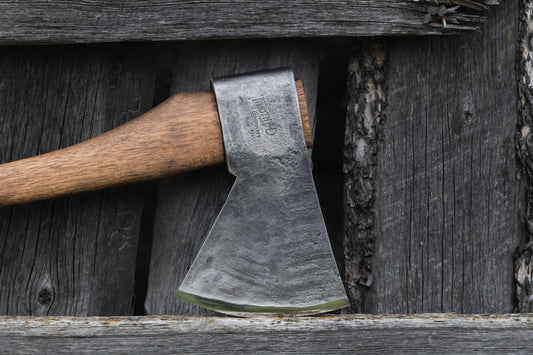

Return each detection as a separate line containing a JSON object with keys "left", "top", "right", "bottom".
{"left": 0, "top": 0, "right": 498, "bottom": 44}
{"left": 0, "top": 44, "right": 155, "bottom": 315}
{"left": 515, "top": 0, "right": 533, "bottom": 313}
{"left": 0, "top": 82, "right": 310, "bottom": 207}
{"left": 344, "top": 1, "right": 524, "bottom": 313}
{"left": 145, "top": 39, "right": 320, "bottom": 315}
{"left": 0, "top": 314, "right": 532, "bottom": 354}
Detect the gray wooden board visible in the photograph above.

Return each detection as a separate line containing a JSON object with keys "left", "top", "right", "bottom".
{"left": 343, "top": 0, "right": 524, "bottom": 313}
{"left": 0, "top": 314, "right": 532, "bottom": 354}
{"left": 145, "top": 39, "right": 320, "bottom": 315}
{"left": 0, "top": 0, "right": 499, "bottom": 44}
{"left": 0, "top": 44, "right": 156, "bottom": 315}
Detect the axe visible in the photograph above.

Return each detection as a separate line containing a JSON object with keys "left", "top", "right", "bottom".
{"left": 0, "top": 68, "right": 348, "bottom": 316}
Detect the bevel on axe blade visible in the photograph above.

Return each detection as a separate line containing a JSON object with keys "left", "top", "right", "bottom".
{"left": 177, "top": 68, "right": 349, "bottom": 316}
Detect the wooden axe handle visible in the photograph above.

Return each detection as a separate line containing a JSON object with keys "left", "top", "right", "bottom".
{"left": 0, "top": 80, "right": 312, "bottom": 207}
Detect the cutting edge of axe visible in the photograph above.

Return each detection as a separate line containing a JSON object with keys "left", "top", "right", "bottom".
{"left": 176, "top": 291, "right": 350, "bottom": 317}
{"left": 0, "top": 79, "right": 311, "bottom": 207}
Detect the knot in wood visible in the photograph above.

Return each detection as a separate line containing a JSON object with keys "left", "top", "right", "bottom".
{"left": 38, "top": 289, "right": 53, "bottom": 306}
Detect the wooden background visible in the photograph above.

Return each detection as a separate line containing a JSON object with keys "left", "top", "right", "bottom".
{"left": 0, "top": 0, "right": 525, "bottom": 323}
{"left": 0, "top": 0, "right": 492, "bottom": 43}
{"left": 344, "top": 0, "right": 525, "bottom": 314}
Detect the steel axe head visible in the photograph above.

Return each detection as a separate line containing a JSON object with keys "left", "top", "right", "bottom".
{"left": 177, "top": 68, "right": 349, "bottom": 316}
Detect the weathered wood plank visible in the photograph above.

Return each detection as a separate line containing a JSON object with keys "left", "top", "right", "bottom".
{"left": 0, "top": 0, "right": 499, "bottom": 44}
{"left": 0, "top": 314, "right": 532, "bottom": 353}
{"left": 344, "top": 0, "right": 523, "bottom": 313}
{"left": 145, "top": 39, "right": 320, "bottom": 315}
{"left": 0, "top": 44, "right": 156, "bottom": 315}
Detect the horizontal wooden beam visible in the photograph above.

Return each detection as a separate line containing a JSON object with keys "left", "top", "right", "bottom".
{"left": 0, "top": 1, "right": 499, "bottom": 44}
{"left": 0, "top": 314, "right": 531, "bottom": 353}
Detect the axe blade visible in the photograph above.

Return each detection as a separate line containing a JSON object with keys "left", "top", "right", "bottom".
{"left": 177, "top": 68, "right": 349, "bottom": 316}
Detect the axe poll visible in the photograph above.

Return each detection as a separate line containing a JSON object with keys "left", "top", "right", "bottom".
{"left": 0, "top": 68, "right": 349, "bottom": 316}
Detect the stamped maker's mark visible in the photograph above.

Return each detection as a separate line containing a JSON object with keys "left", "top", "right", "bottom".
{"left": 249, "top": 97, "right": 277, "bottom": 138}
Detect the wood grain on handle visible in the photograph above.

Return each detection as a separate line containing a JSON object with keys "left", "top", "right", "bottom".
{"left": 0, "top": 80, "right": 311, "bottom": 207}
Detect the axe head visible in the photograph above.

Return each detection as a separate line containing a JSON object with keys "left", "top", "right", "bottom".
{"left": 177, "top": 68, "right": 349, "bottom": 316}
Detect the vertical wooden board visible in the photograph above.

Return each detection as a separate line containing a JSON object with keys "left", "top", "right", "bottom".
{"left": 0, "top": 44, "right": 155, "bottom": 315}
{"left": 145, "top": 39, "right": 320, "bottom": 315}
{"left": 376, "top": 2, "right": 522, "bottom": 313}
{"left": 345, "top": 2, "right": 524, "bottom": 313}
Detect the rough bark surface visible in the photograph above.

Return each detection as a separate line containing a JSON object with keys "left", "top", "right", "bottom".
{"left": 1, "top": 314, "right": 533, "bottom": 354}
{"left": 345, "top": 1, "right": 524, "bottom": 313}
{"left": 0, "top": 1, "right": 499, "bottom": 44}
{"left": 516, "top": 0, "right": 533, "bottom": 313}
{"left": 0, "top": 44, "right": 155, "bottom": 315}
{"left": 343, "top": 39, "right": 388, "bottom": 313}
{"left": 145, "top": 39, "right": 320, "bottom": 315}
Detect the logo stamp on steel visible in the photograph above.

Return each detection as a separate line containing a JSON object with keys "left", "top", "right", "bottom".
{"left": 249, "top": 96, "right": 277, "bottom": 138}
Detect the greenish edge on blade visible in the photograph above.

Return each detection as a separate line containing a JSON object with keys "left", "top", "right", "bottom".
{"left": 176, "top": 290, "right": 350, "bottom": 316}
